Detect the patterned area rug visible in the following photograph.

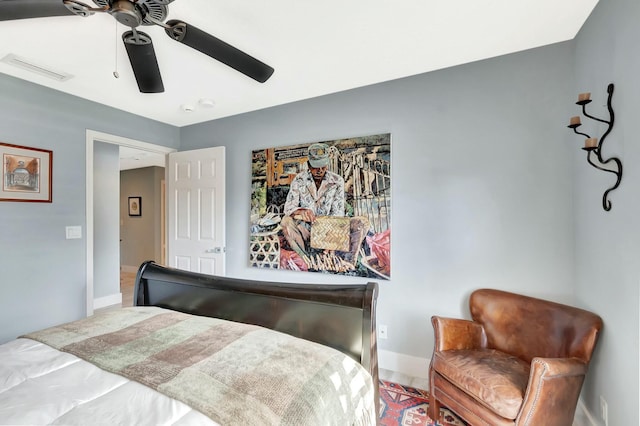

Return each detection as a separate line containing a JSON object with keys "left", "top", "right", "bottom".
{"left": 379, "top": 380, "right": 467, "bottom": 426}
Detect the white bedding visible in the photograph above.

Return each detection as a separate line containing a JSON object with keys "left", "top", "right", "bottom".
{"left": 0, "top": 338, "right": 218, "bottom": 426}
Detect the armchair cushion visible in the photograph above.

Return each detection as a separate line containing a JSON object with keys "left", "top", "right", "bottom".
{"left": 432, "top": 348, "right": 529, "bottom": 419}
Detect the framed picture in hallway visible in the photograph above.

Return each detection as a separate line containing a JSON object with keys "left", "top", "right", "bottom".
{"left": 0, "top": 142, "right": 52, "bottom": 203}
{"left": 128, "top": 196, "right": 142, "bottom": 216}
{"left": 250, "top": 133, "right": 391, "bottom": 280}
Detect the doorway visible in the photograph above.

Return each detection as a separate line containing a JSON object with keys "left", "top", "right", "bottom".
{"left": 119, "top": 165, "right": 165, "bottom": 272}
{"left": 85, "top": 130, "right": 175, "bottom": 316}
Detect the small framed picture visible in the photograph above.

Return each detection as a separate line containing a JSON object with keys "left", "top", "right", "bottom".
{"left": 1, "top": 142, "right": 53, "bottom": 203}
{"left": 128, "top": 196, "right": 142, "bottom": 216}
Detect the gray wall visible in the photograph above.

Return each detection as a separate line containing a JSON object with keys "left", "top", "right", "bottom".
{"left": 94, "top": 142, "right": 120, "bottom": 299}
{"left": 571, "top": 0, "right": 640, "bottom": 423}
{"left": 120, "top": 166, "right": 164, "bottom": 268}
{"left": 0, "top": 75, "right": 179, "bottom": 344}
{"left": 181, "top": 42, "right": 576, "bottom": 355}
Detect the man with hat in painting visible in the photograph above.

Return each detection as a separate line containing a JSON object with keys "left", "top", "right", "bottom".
{"left": 281, "top": 143, "right": 369, "bottom": 269}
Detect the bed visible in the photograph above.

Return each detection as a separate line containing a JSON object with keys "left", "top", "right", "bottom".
{"left": 0, "top": 261, "right": 380, "bottom": 425}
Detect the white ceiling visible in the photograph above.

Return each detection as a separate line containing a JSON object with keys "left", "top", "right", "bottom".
{"left": 0, "top": 0, "right": 598, "bottom": 128}
{"left": 119, "top": 145, "right": 165, "bottom": 170}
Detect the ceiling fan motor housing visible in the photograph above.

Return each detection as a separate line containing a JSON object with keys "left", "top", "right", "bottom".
{"left": 92, "top": 0, "right": 168, "bottom": 27}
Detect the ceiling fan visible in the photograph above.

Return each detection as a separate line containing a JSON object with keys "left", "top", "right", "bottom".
{"left": 0, "top": 0, "right": 275, "bottom": 93}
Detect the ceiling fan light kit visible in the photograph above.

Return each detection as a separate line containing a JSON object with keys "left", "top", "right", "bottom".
{"left": 0, "top": 0, "right": 275, "bottom": 93}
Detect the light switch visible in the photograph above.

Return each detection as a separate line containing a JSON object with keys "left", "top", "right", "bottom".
{"left": 66, "top": 226, "right": 82, "bottom": 239}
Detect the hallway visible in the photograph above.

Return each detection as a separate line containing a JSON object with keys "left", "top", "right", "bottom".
{"left": 120, "top": 270, "right": 136, "bottom": 307}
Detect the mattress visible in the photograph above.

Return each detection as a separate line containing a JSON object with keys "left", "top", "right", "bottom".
{"left": 0, "top": 338, "right": 217, "bottom": 425}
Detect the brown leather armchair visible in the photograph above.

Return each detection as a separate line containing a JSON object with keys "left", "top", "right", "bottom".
{"left": 428, "top": 289, "right": 603, "bottom": 426}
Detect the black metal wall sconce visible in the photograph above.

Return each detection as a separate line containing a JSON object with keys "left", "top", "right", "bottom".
{"left": 567, "top": 83, "right": 622, "bottom": 211}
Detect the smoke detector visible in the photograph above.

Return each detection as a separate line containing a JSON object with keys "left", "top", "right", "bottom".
{"left": 199, "top": 98, "right": 215, "bottom": 108}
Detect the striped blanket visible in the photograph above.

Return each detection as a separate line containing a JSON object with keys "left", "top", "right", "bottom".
{"left": 24, "top": 306, "right": 376, "bottom": 426}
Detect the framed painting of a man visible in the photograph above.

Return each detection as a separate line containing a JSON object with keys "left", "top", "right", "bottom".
{"left": 250, "top": 133, "right": 391, "bottom": 280}
{"left": 1, "top": 142, "right": 52, "bottom": 203}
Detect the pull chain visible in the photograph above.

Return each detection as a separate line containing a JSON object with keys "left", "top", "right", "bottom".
{"left": 113, "top": 21, "right": 120, "bottom": 78}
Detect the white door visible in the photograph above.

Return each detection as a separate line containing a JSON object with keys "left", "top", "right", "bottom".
{"left": 167, "top": 147, "right": 226, "bottom": 276}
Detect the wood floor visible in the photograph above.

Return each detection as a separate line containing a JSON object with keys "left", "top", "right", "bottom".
{"left": 120, "top": 271, "right": 136, "bottom": 307}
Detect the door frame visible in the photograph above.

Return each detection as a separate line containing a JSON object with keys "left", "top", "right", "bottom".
{"left": 85, "top": 130, "right": 176, "bottom": 316}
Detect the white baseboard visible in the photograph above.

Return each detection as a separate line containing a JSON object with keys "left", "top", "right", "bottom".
{"left": 574, "top": 399, "right": 599, "bottom": 426}
{"left": 120, "top": 265, "right": 139, "bottom": 273}
{"left": 93, "top": 293, "right": 122, "bottom": 309}
{"left": 378, "top": 349, "right": 430, "bottom": 379}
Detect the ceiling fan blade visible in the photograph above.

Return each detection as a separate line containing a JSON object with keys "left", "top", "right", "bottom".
{"left": 0, "top": 0, "right": 75, "bottom": 21}
{"left": 123, "top": 30, "right": 164, "bottom": 93}
{"left": 165, "top": 20, "right": 274, "bottom": 83}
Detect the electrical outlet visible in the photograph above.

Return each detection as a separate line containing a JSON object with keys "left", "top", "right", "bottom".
{"left": 378, "top": 325, "right": 388, "bottom": 339}
{"left": 600, "top": 395, "right": 608, "bottom": 426}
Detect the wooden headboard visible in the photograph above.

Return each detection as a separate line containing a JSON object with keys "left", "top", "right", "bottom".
{"left": 134, "top": 261, "right": 380, "bottom": 407}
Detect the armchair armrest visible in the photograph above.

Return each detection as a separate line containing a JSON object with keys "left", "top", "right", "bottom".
{"left": 518, "top": 357, "right": 588, "bottom": 426}
{"left": 431, "top": 316, "right": 487, "bottom": 351}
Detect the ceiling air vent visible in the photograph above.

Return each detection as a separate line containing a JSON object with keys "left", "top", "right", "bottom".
{"left": 1, "top": 54, "right": 73, "bottom": 82}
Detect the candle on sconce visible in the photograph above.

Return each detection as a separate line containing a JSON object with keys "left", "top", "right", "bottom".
{"left": 585, "top": 138, "right": 598, "bottom": 149}
{"left": 570, "top": 116, "right": 581, "bottom": 126}
{"left": 578, "top": 92, "right": 591, "bottom": 102}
